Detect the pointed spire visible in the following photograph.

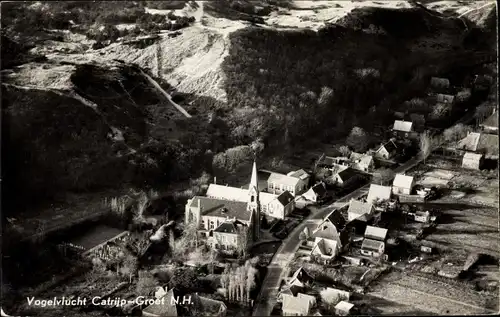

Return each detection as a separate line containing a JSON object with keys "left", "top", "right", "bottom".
{"left": 250, "top": 160, "right": 258, "bottom": 191}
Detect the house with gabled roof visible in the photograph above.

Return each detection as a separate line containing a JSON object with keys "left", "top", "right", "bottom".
{"left": 375, "top": 140, "right": 399, "bottom": 160}
{"left": 332, "top": 167, "right": 364, "bottom": 188}
{"left": 457, "top": 132, "right": 499, "bottom": 159}
{"left": 360, "top": 238, "right": 385, "bottom": 258}
{"left": 349, "top": 152, "right": 374, "bottom": 172}
{"left": 287, "top": 169, "right": 311, "bottom": 188}
{"left": 282, "top": 293, "right": 316, "bottom": 316}
{"left": 268, "top": 172, "right": 308, "bottom": 197}
{"left": 142, "top": 288, "right": 179, "bottom": 317}
{"left": 436, "top": 93, "right": 455, "bottom": 104}
{"left": 335, "top": 301, "right": 355, "bottom": 316}
{"left": 392, "top": 174, "right": 415, "bottom": 195}
{"left": 367, "top": 184, "right": 392, "bottom": 204}
{"left": 480, "top": 110, "right": 498, "bottom": 133}
{"left": 347, "top": 200, "right": 374, "bottom": 222}
{"left": 311, "top": 209, "right": 346, "bottom": 256}
{"left": 364, "top": 226, "right": 388, "bottom": 241}
{"left": 311, "top": 237, "right": 339, "bottom": 263}
{"left": 462, "top": 152, "right": 483, "bottom": 170}
{"left": 288, "top": 267, "right": 313, "bottom": 287}
{"left": 302, "top": 182, "right": 327, "bottom": 203}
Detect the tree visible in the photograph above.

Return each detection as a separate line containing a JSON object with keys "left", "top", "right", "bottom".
{"left": 136, "top": 271, "right": 157, "bottom": 295}
{"left": 338, "top": 145, "right": 351, "bottom": 157}
{"left": 346, "top": 127, "right": 369, "bottom": 152}
{"left": 183, "top": 221, "right": 199, "bottom": 248}
{"left": 169, "top": 267, "right": 199, "bottom": 293}
{"left": 474, "top": 103, "right": 492, "bottom": 126}
{"left": 374, "top": 168, "right": 395, "bottom": 185}
{"left": 121, "top": 255, "right": 138, "bottom": 283}
{"left": 419, "top": 130, "right": 434, "bottom": 163}
{"left": 443, "top": 123, "right": 468, "bottom": 143}
{"left": 237, "top": 226, "right": 250, "bottom": 259}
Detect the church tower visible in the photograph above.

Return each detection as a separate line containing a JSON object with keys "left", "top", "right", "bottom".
{"left": 248, "top": 160, "right": 260, "bottom": 241}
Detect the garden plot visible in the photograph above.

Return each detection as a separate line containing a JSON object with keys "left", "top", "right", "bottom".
{"left": 417, "top": 169, "right": 456, "bottom": 187}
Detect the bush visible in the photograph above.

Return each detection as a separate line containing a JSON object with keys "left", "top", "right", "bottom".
{"left": 346, "top": 127, "right": 369, "bottom": 152}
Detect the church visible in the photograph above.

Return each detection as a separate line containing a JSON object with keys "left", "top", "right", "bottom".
{"left": 184, "top": 161, "right": 295, "bottom": 252}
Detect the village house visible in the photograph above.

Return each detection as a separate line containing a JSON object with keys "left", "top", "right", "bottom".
{"left": 310, "top": 209, "right": 347, "bottom": 256}
{"left": 414, "top": 210, "right": 431, "bottom": 223}
{"left": 457, "top": 132, "right": 499, "bottom": 159}
{"left": 278, "top": 267, "right": 313, "bottom": 303}
{"left": 302, "top": 182, "right": 327, "bottom": 203}
{"left": 392, "top": 174, "right": 415, "bottom": 195}
{"left": 480, "top": 110, "right": 498, "bottom": 133}
{"left": 374, "top": 140, "right": 399, "bottom": 160}
{"left": 349, "top": 152, "right": 374, "bottom": 172}
{"left": 430, "top": 77, "right": 450, "bottom": 91}
{"left": 142, "top": 287, "right": 179, "bottom": 317}
{"left": 311, "top": 236, "right": 339, "bottom": 263}
{"left": 366, "top": 184, "right": 392, "bottom": 205}
{"left": 331, "top": 167, "right": 364, "bottom": 188}
{"left": 392, "top": 120, "right": 415, "bottom": 139}
{"left": 282, "top": 293, "right": 316, "bottom": 316}
{"left": 205, "top": 162, "right": 295, "bottom": 219}
{"left": 287, "top": 169, "right": 311, "bottom": 188}
{"left": 322, "top": 287, "right": 350, "bottom": 303}
{"left": 361, "top": 226, "right": 387, "bottom": 258}
{"left": 211, "top": 220, "right": 248, "bottom": 253}
{"left": 347, "top": 199, "right": 374, "bottom": 222}
{"left": 335, "top": 301, "right": 355, "bottom": 316}
{"left": 268, "top": 172, "right": 308, "bottom": 197}
{"left": 462, "top": 152, "right": 483, "bottom": 170}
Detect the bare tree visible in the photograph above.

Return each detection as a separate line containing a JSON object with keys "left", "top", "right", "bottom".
{"left": 183, "top": 221, "right": 199, "bottom": 248}
{"left": 245, "top": 261, "right": 258, "bottom": 302}
{"left": 419, "top": 130, "right": 434, "bottom": 163}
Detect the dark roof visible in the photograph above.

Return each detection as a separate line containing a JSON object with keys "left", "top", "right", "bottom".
{"left": 69, "top": 225, "right": 124, "bottom": 250}
{"left": 277, "top": 191, "right": 294, "bottom": 206}
{"left": 213, "top": 220, "right": 246, "bottom": 234}
{"left": 192, "top": 196, "right": 250, "bottom": 222}
{"left": 291, "top": 267, "right": 313, "bottom": 284}
{"left": 312, "top": 183, "right": 327, "bottom": 197}
{"left": 326, "top": 209, "right": 346, "bottom": 231}
{"left": 337, "top": 167, "right": 361, "bottom": 182}
{"left": 380, "top": 140, "right": 398, "bottom": 153}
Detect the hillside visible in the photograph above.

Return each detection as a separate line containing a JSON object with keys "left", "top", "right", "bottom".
{"left": 1, "top": 0, "right": 497, "bottom": 219}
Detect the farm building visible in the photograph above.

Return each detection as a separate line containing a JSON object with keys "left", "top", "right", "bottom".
{"left": 375, "top": 140, "right": 399, "bottom": 160}
{"left": 302, "top": 182, "right": 327, "bottom": 202}
{"left": 480, "top": 110, "right": 498, "bottom": 133}
{"left": 392, "top": 174, "right": 415, "bottom": 195}
{"left": 347, "top": 200, "right": 374, "bottom": 222}
{"left": 335, "top": 301, "right": 354, "bottom": 316}
{"left": 367, "top": 184, "right": 392, "bottom": 204}
{"left": 462, "top": 152, "right": 483, "bottom": 170}
{"left": 430, "top": 77, "right": 450, "bottom": 90}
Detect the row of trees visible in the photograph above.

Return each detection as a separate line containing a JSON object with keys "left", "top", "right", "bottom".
{"left": 220, "top": 259, "right": 259, "bottom": 302}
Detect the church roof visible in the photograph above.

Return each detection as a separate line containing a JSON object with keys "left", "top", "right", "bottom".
{"left": 206, "top": 184, "right": 277, "bottom": 206}
{"left": 190, "top": 196, "right": 251, "bottom": 222}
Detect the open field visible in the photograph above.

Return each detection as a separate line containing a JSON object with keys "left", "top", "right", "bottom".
{"left": 368, "top": 270, "right": 498, "bottom": 315}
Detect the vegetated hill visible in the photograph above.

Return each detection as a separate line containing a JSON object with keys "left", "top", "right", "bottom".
{"left": 1, "top": 61, "right": 217, "bottom": 215}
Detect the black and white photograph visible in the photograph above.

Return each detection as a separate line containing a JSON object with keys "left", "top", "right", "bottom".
{"left": 0, "top": 0, "right": 498, "bottom": 316}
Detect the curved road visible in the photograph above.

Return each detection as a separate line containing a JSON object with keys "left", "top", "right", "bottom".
{"left": 252, "top": 152, "right": 426, "bottom": 316}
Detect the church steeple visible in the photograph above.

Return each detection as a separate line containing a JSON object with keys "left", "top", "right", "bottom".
{"left": 248, "top": 160, "right": 260, "bottom": 241}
